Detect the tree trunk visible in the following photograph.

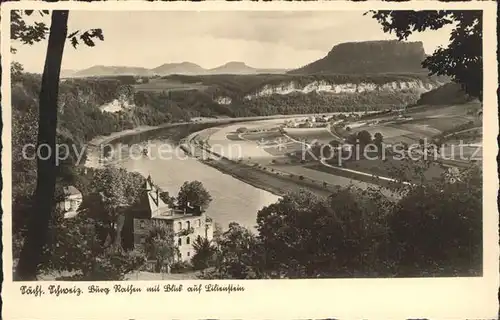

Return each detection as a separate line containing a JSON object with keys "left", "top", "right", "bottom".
{"left": 114, "top": 214, "right": 125, "bottom": 248}
{"left": 15, "top": 10, "right": 69, "bottom": 280}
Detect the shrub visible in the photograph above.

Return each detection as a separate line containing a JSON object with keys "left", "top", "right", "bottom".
{"left": 170, "top": 261, "right": 193, "bottom": 273}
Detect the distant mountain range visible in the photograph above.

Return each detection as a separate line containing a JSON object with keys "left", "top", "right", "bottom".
{"left": 64, "top": 61, "right": 288, "bottom": 78}
{"left": 289, "top": 40, "right": 428, "bottom": 75}
{"left": 62, "top": 40, "right": 431, "bottom": 78}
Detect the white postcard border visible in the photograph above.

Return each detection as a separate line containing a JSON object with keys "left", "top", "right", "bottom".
{"left": 1, "top": 1, "right": 498, "bottom": 319}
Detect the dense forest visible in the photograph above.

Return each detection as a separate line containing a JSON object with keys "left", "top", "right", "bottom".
{"left": 416, "top": 82, "right": 472, "bottom": 105}
{"left": 168, "top": 72, "right": 444, "bottom": 97}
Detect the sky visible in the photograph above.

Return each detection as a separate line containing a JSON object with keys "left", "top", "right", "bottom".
{"left": 12, "top": 11, "right": 454, "bottom": 73}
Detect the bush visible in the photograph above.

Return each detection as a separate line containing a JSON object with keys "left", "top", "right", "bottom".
{"left": 170, "top": 261, "right": 193, "bottom": 273}
{"left": 388, "top": 176, "right": 482, "bottom": 276}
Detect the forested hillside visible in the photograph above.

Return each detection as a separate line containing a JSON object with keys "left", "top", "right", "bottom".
{"left": 416, "top": 82, "right": 473, "bottom": 105}
{"left": 162, "top": 73, "right": 445, "bottom": 116}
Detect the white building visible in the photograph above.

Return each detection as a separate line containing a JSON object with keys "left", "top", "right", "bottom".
{"left": 133, "top": 178, "right": 214, "bottom": 263}
{"left": 57, "top": 185, "right": 82, "bottom": 219}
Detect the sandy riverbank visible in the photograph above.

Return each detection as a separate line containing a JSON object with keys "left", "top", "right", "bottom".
{"left": 186, "top": 126, "right": 334, "bottom": 197}
{"left": 88, "top": 124, "right": 174, "bottom": 147}
{"left": 85, "top": 125, "right": 160, "bottom": 168}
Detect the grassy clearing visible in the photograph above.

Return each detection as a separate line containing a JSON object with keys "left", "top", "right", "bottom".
{"left": 409, "top": 116, "right": 472, "bottom": 132}
{"left": 407, "top": 102, "right": 481, "bottom": 118}
{"left": 226, "top": 133, "right": 244, "bottom": 141}
{"left": 351, "top": 125, "right": 413, "bottom": 139}
{"left": 262, "top": 142, "right": 303, "bottom": 157}
{"left": 321, "top": 156, "right": 446, "bottom": 184}
{"left": 308, "top": 163, "right": 397, "bottom": 188}
{"left": 200, "top": 152, "right": 332, "bottom": 198}
{"left": 384, "top": 134, "right": 422, "bottom": 145}
{"left": 284, "top": 128, "right": 336, "bottom": 144}
{"left": 241, "top": 130, "right": 283, "bottom": 142}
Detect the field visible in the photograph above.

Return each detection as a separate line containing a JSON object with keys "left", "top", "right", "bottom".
{"left": 410, "top": 116, "right": 473, "bottom": 132}
{"left": 284, "top": 128, "right": 336, "bottom": 145}
{"left": 198, "top": 102, "right": 482, "bottom": 192}
{"left": 226, "top": 133, "right": 244, "bottom": 141}
{"left": 310, "top": 158, "right": 448, "bottom": 187}
{"left": 133, "top": 78, "right": 208, "bottom": 93}
{"left": 406, "top": 102, "right": 480, "bottom": 118}
{"left": 261, "top": 142, "right": 304, "bottom": 157}
{"left": 241, "top": 130, "right": 284, "bottom": 142}
{"left": 393, "top": 123, "right": 441, "bottom": 136}
{"left": 343, "top": 102, "right": 480, "bottom": 146}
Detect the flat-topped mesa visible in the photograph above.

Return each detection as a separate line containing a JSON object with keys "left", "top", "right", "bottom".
{"left": 289, "top": 40, "right": 428, "bottom": 75}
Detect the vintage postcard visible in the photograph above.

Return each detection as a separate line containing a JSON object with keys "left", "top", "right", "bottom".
{"left": 1, "top": 1, "right": 498, "bottom": 319}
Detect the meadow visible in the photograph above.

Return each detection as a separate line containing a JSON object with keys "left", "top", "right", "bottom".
{"left": 284, "top": 127, "right": 335, "bottom": 145}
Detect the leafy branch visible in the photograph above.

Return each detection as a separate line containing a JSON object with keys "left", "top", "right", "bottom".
{"left": 68, "top": 28, "right": 104, "bottom": 48}
{"left": 367, "top": 10, "right": 482, "bottom": 100}
{"left": 10, "top": 10, "right": 104, "bottom": 53}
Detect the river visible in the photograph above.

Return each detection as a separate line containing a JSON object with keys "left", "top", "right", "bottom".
{"left": 97, "top": 125, "right": 280, "bottom": 231}
{"left": 87, "top": 112, "right": 380, "bottom": 231}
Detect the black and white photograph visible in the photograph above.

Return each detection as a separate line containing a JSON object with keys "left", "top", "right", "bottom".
{"left": 2, "top": 1, "right": 498, "bottom": 318}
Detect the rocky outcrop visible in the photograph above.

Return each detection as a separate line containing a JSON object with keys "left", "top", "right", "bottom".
{"left": 289, "top": 40, "right": 428, "bottom": 75}
{"left": 244, "top": 80, "right": 440, "bottom": 100}
{"left": 99, "top": 98, "right": 135, "bottom": 113}
{"left": 215, "top": 96, "right": 232, "bottom": 105}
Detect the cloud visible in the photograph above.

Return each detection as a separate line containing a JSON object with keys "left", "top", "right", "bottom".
{"left": 206, "top": 11, "right": 380, "bottom": 51}
{"left": 14, "top": 10, "right": 453, "bottom": 72}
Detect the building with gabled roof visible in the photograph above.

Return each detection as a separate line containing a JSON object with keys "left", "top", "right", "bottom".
{"left": 57, "top": 185, "right": 83, "bottom": 219}
{"left": 127, "top": 176, "right": 214, "bottom": 263}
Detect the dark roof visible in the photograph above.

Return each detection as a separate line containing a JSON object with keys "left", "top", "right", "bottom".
{"left": 64, "top": 186, "right": 81, "bottom": 196}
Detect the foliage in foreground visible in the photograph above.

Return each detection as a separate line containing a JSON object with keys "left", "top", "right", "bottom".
{"left": 39, "top": 213, "right": 146, "bottom": 281}
{"left": 143, "top": 224, "right": 178, "bottom": 273}
{"left": 201, "top": 166, "right": 482, "bottom": 279}
{"left": 369, "top": 10, "right": 482, "bottom": 100}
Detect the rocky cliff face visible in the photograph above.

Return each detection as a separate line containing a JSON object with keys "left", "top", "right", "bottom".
{"left": 215, "top": 96, "right": 232, "bottom": 105}
{"left": 58, "top": 80, "right": 134, "bottom": 113}
{"left": 244, "top": 79, "right": 441, "bottom": 100}
{"left": 289, "top": 40, "right": 428, "bottom": 75}
{"left": 99, "top": 98, "right": 135, "bottom": 113}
